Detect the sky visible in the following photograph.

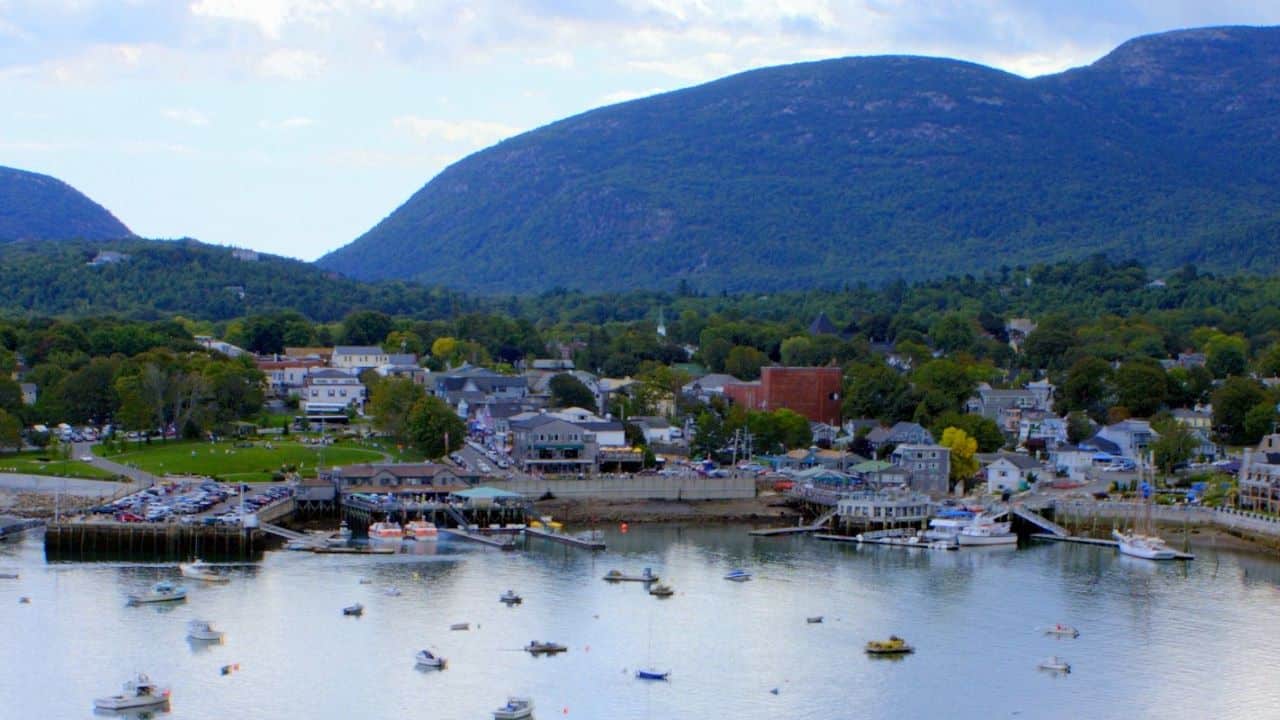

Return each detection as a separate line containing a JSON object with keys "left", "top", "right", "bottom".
{"left": 2, "top": 1, "right": 1279, "bottom": 262}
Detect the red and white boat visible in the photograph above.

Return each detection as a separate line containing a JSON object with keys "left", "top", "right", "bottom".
{"left": 368, "top": 521, "right": 403, "bottom": 540}
{"left": 404, "top": 520, "right": 439, "bottom": 540}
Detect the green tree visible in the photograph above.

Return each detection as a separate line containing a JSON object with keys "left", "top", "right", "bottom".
{"left": 1060, "top": 357, "right": 1113, "bottom": 420}
{"left": 912, "top": 359, "right": 975, "bottom": 412}
{"left": 940, "top": 426, "right": 978, "bottom": 492}
{"left": 341, "top": 310, "right": 393, "bottom": 346}
{"left": 843, "top": 362, "right": 915, "bottom": 423}
{"left": 779, "top": 336, "right": 814, "bottom": 366}
{"left": 0, "top": 409, "right": 21, "bottom": 451}
{"left": 404, "top": 396, "right": 466, "bottom": 458}
{"left": 690, "top": 409, "right": 725, "bottom": 459}
{"left": 0, "top": 377, "right": 22, "bottom": 415}
{"left": 1243, "top": 401, "right": 1279, "bottom": 446}
{"left": 930, "top": 411, "right": 1004, "bottom": 453}
{"left": 1066, "top": 411, "right": 1095, "bottom": 444}
{"left": 1211, "top": 377, "right": 1268, "bottom": 445}
{"left": 549, "top": 374, "right": 597, "bottom": 412}
{"left": 724, "top": 345, "right": 769, "bottom": 381}
{"left": 369, "top": 377, "right": 427, "bottom": 442}
{"left": 1205, "top": 333, "right": 1248, "bottom": 378}
{"left": 1023, "top": 317, "right": 1075, "bottom": 370}
{"left": 930, "top": 313, "right": 976, "bottom": 353}
{"left": 1113, "top": 359, "right": 1168, "bottom": 418}
{"left": 1151, "top": 424, "right": 1197, "bottom": 473}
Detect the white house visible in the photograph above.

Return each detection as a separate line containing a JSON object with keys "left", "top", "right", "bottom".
{"left": 984, "top": 453, "right": 1044, "bottom": 493}
{"left": 301, "top": 369, "right": 367, "bottom": 416}
{"left": 631, "top": 416, "right": 674, "bottom": 444}
{"left": 332, "top": 346, "right": 393, "bottom": 371}
{"left": 1086, "top": 419, "right": 1159, "bottom": 462}
{"left": 1048, "top": 445, "right": 1095, "bottom": 482}
{"left": 19, "top": 383, "right": 36, "bottom": 405}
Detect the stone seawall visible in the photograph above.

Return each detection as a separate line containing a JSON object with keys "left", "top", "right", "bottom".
{"left": 496, "top": 474, "right": 756, "bottom": 501}
{"left": 1054, "top": 500, "right": 1280, "bottom": 549}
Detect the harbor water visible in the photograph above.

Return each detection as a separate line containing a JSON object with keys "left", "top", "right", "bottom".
{"left": 2, "top": 525, "right": 1279, "bottom": 719}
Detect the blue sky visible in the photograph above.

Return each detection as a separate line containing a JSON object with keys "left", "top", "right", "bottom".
{"left": 2, "top": 1, "right": 1278, "bottom": 260}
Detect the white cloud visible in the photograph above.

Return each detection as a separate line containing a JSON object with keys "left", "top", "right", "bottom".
{"left": 188, "top": 0, "right": 307, "bottom": 39}
{"left": 530, "top": 51, "right": 574, "bottom": 69}
{"left": 392, "top": 115, "right": 521, "bottom": 147}
{"left": 259, "top": 116, "right": 315, "bottom": 129}
{"left": 163, "top": 107, "right": 210, "bottom": 126}
{"left": 257, "top": 48, "right": 326, "bottom": 79}
{"left": 120, "top": 140, "right": 196, "bottom": 155}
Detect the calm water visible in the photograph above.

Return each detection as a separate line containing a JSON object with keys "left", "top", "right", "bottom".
{"left": 2, "top": 525, "right": 1280, "bottom": 719}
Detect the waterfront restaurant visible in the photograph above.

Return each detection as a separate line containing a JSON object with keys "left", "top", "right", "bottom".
{"left": 835, "top": 488, "right": 934, "bottom": 531}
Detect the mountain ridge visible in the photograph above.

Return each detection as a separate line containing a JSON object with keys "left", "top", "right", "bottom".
{"left": 318, "top": 24, "right": 1280, "bottom": 294}
{"left": 0, "top": 165, "right": 132, "bottom": 241}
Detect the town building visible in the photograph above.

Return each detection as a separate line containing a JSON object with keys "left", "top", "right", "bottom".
{"left": 509, "top": 415, "right": 598, "bottom": 475}
{"left": 255, "top": 357, "right": 326, "bottom": 397}
{"left": 301, "top": 369, "right": 366, "bottom": 418}
{"left": 331, "top": 346, "right": 395, "bottom": 371}
{"left": 1239, "top": 434, "right": 1280, "bottom": 514}
{"left": 1083, "top": 419, "right": 1158, "bottom": 462}
{"left": 723, "top": 366, "right": 842, "bottom": 425}
{"left": 433, "top": 365, "right": 528, "bottom": 406}
{"left": 327, "top": 463, "right": 462, "bottom": 492}
{"left": 19, "top": 382, "right": 36, "bottom": 405}
{"left": 836, "top": 488, "right": 934, "bottom": 529}
{"left": 1172, "top": 408, "right": 1213, "bottom": 431}
{"left": 890, "top": 444, "right": 951, "bottom": 496}
{"left": 983, "top": 453, "right": 1045, "bottom": 494}
{"left": 681, "top": 373, "right": 743, "bottom": 403}
{"left": 865, "top": 422, "right": 935, "bottom": 454}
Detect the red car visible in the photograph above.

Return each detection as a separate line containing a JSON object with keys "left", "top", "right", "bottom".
{"left": 117, "top": 511, "right": 143, "bottom": 522}
{"left": 773, "top": 480, "right": 795, "bottom": 492}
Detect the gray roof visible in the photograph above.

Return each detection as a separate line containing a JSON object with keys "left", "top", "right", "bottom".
{"left": 333, "top": 345, "right": 383, "bottom": 355}
{"left": 990, "top": 453, "right": 1043, "bottom": 470}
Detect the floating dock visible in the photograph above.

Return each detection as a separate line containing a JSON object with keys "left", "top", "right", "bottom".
{"left": 1031, "top": 533, "right": 1194, "bottom": 560}
{"left": 749, "top": 508, "right": 838, "bottom": 537}
{"left": 814, "top": 533, "right": 957, "bottom": 551}
{"left": 439, "top": 527, "right": 518, "bottom": 550}
{"left": 310, "top": 545, "right": 396, "bottom": 555}
{"left": 523, "top": 526, "right": 606, "bottom": 550}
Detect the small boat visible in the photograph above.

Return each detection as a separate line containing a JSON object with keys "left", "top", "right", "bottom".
{"left": 343, "top": 603, "right": 364, "bottom": 616}
{"left": 1038, "top": 655, "right": 1071, "bottom": 673}
{"left": 806, "top": 616, "right": 824, "bottom": 624}
{"left": 93, "top": 673, "right": 170, "bottom": 711}
{"left": 449, "top": 623, "right": 470, "bottom": 631}
{"left": 1113, "top": 529, "right": 1178, "bottom": 560}
{"left": 128, "top": 581, "right": 188, "bottom": 605}
{"left": 603, "top": 568, "right": 659, "bottom": 582}
{"left": 368, "top": 521, "right": 404, "bottom": 540}
{"left": 500, "top": 589, "right": 523, "bottom": 604}
{"left": 956, "top": 517, "right": 1018, "bottom": 546}
{"left": 1044, "top": 624, "right": 1080, "bottom": 638}
{"left": 405, "top": 520, "right": 439, "bottom": 540}
{"left": 358, "top": 577, "right": 373, "bottom": 584}
{"left": 179, "top": 559, "right": 229, "bottom": 583}
{"left": 865, "top": 635, "right": 914, "bottom": 655}
{"left": 186, "top": 619, "right": 224, "bottom": 641}
{"left": 0, "top": 571, "right": 18, "bottom": 579}
{"left": 524, "top": 640, "right": 568, "bottom": 655}
{"left": 635, "top": 668, "right": 670, "bottom": 680}
{"left": 648, "top": 583, "right": 674, "bottom": 597}
{"left": 724, "top": 569, "right": 752, "bottom": 582}
{"left": 336, "top": 520, "right": 352, "bottom": 540}
{"left": 415, "top": 649, "right": 446, "bottom": 668}
{"left": 286, "top": 540, "right": 314, "bottom": 551}
{"left": 493, "top": 696, "right": 534, "bottom": 720}
{"left": 384, "top": 586, "right": 402, "bottom": 597}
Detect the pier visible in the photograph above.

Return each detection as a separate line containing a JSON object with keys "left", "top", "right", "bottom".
{"left": 439, "top": 527, "right": 518, "bottom": 550}
{"left": 0, "top": 516, "right": 43, "bottom": 540}
{"left": 1031, "top": 532, "right": 1195, "bottom": 560}
{"left": 749, "top": 508, "right": 838, "bottom": 536}
{"left": 523, "top": 526, "right": 606, "bottom": 550}
{"left": 44, "top": 520, "right": 265, "bottom": 560}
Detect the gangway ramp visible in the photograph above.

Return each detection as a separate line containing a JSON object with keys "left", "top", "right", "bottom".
{"left": 749, "top": 507, "right": 839, "bottom": 537}
{"left": 1009, "top": 506, "right": 1069, "bottom": 537}
{"left": 259, "top": 523, "right": 309, "bottom": 542}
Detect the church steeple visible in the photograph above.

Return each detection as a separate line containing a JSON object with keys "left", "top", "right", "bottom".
{"left": 657, "top": 308, "right": 667, "bottom": 338}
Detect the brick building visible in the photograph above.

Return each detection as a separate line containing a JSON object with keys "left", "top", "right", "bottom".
{"left": 724, "top": 366, "right": 842, "bottom": 425}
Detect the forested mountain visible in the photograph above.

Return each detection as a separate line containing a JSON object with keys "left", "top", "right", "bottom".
{"left": 0, "top": 165, "right": 131, "bottom": 241}
{"left": 0, "top": 238, "right": 473, "bottom": 322}
{"left": 318, "top": 25, "right": 1280, "bottom": 294}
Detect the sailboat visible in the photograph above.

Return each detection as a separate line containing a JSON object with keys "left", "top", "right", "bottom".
{"left": 1114, "top": 460, "right": 1177, "bottom": 561}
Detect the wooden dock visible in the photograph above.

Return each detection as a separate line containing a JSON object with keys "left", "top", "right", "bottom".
{"left": 523, "top": 526, "right": 606, "bottom": 550}
{"left": 310, "top": 545, "right": 396, "bottom": 555}
{"left": 1031, "top": 533, "right": 1194, "bottom": 560}
{"left": 439, "top": 527, "right": 518, "bottom": 550}
{"left": 814, "top": 533, "right": 956, "bottom": 551}
{"left": 749, "top": 508, "right": 838, "bottom": 537}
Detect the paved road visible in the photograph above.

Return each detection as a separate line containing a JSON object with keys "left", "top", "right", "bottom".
{"left": 75, "top": 442, "right": 160, "bottom": 486}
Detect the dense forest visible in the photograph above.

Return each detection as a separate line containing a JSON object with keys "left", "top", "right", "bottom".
{"left": 0, "top": 165, "right": 131, "bottom": 241}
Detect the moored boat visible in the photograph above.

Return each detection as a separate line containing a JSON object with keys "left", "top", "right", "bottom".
{"left": 343, "top": 603, "right": 364, "bottom": 616}
{"left": 603, "top": 567, "right": 659, "bottom": 582}
{"left": 1044, "top": 623, "right": 1080, "bottom": 638}
{"left": 415, "top": 649, "right": 446, "bottom": 668}
{"left": 128, "top": 581, "right": 187, "bottom": 605}
{"left": 186, "top": 619, "right": 224, "bottom": 641}
{"left": 500, "top": 589, "right": 523, "bottom": 604}
{"left": 648, "top": 583, "right": 674, "bottom": 597}
{"left": 865, "top": 635, "right": 913, "bottom": 655}
{"left": 93, "top": 674, "right": 170, "bottom": 711}
{"left": 493, "top": 697, "right": 534, "bottom": 720}
{"left": 1038, "top": 655, "right": 1071, "bottom": 673}
{"left": 635, "top": 668, "right": 670, "bottom": 680}
{"left": 368, "top": 521, "right": 403, "bottom": 540}
{"left": 179, "top": 558, "right": 229, "bottom": 583}
{"left": 806, "top": 616, "right": 824, "bottom": 624}
{"left": 524, "top": 640, "right": 568, "bottom": 655}
{"left": 405, "top": 520, "right": 439, "bottom": 540}
{"left": 449, "top": 622, "right": 470, "bottom": 631}
{"left": 956, "top": 517, "right": 1018, "bottom": 546}
{"left": 1113, "top": 529, "right": 1177, "bottom": 560}
{"left": 724, "top": 568, "right": 752, "bottom": 582}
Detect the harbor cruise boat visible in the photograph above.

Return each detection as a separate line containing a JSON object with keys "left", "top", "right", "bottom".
{"left": 956, "top": 516, "right": 1018, "bottom": 546}
{"left": 368, "top": 521, "right": 403, "bottom": 540}
{"left": 404, "top": 520, "right": 439, "bottom": 539}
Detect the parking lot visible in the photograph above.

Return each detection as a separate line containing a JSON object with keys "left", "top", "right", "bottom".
{"left": 88, "top": 480, "right": 294, "bottom": 526}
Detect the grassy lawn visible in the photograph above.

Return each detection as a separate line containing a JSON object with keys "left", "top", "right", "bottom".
{"left": 99, "top": 439, "right": 387, "bottom": 483}
{"left": 0, "top": 451, "right": 121, "bottom": 480}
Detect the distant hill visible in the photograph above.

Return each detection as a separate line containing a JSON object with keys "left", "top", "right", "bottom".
{"left": 0, "top": 238, "right": 470, "bottom": 321}
{"left": 0, "top": 165, "right": 132, "bottom": 241}
{"left": 318, "top": 25, "right": 1280, "bottom": 294}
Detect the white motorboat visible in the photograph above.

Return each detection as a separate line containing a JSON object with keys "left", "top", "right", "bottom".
{"left": 187, "top": 619, "right": 225, "bottom": 641}
{"left": 93, "top": 673, "right": 170, "bottom": 710}
{"left": 128, "top": 581, "right": 187, "bottom": 604}
{"left": 180, "top": 559, "right": 229, "bottom": 583}
{"left": 1113, "top": 529, "right": 1177, "bottom": 560}
{"left": 404, "top": 520, "right": 438, "bottom": 540}
{"left": 415, "top": 649, "right": 447, "bottom": 668}
{"left": 1044, "top": 623, "right": 1080, "bottom": 638}
{"left": 500, "top": 589, "right": 522, "bottom": 604}
{"left": 493, "top": 697, "right": 534, "bottom": 719}
{"left": 957, "top": 517, "right": 1018, "bottom": 546}
{"left": 1038, "top": 656, "right": 1071, "bottom": 673}
{"left": 724, "top": 568, "right": 752, "bottom": 582}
